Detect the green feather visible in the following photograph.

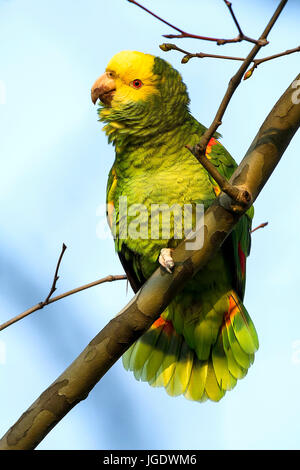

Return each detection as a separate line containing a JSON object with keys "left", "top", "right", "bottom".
{"left": 184, "top": 358, "right": 208, "bottom": 402}
{"left": 225, "top": 316, "right": 252, "bottom": 369}
{"left": 142, "top": 323, "right": 172, "bottom": 384}
{"left": 221, "top": 324, "right": 247, "bottom": 380}
{"left": 122, "top": 343, "right": 135, "bottom": 371}
{"left": 152, "top": 327, "right": 182, "bottom": 389}
{"left": 205, "top": 362, "right": 225, "bottom": 402}
{"left": 230, "top": 295, "right": 259, "bottom": 355}
{"left": 212, "top": 332, "right": 237, "bottom": 391}
{"left": 166, "top": 339, "right": 194, "bottom": 396}
{"left": 130, "top": 330, "right": 161, "bottom": 382}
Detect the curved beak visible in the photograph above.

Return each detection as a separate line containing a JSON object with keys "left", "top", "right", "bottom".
{"left": 91, "top": 72, "right": 116, "bottom": 105}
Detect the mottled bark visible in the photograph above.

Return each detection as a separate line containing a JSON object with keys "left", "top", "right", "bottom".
{"left": 0, "top": 73, "right": 299, "bottom": 450}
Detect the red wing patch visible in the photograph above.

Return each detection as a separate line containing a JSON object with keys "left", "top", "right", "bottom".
{"left": 224, "top": 294, "right": 240, "bottom": 327}
{"left": 152, "top": 316, "right": 173, "bottom": 336}
{"left": 205, "top": 137, "right": 218, "bottom": 159}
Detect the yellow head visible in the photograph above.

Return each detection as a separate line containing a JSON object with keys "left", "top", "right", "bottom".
{"left": 91, "top": 50, "right": 159, "bottom": 107}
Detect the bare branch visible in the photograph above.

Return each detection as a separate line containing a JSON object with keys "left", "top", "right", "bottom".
{"left": 127, "top": 0, "right": 187, "bottom": 36}
{"left": 44, "top": 243, "right": 67, "bottom": 304}
{"left": 159, "top": 43, "right": 246, "bottom": 64}
{"left": 255, "top": 46, "right": 300, "bottom": 67}
{"left": 128, "top": 0, "right": 268, "bottom": 46}
{"left": 224, "top": 0, "right": 243, "bottom": 36}
{"left": 244, "top": 46, "right": 300, "bottom": 80}
{"left": 186, "top": 143, "right": 251, "bottom": 208}
{"left": 251, "top": 222, "right": 269, "bottom": 234}
{"left": 0, "top": 243, "right": 127, "bottom": 332}
{"left": 0, "top": 274, "right": 127, "bottom": 332}
{"left": 160, "top": 43, "right": 300, "bottom": 70}
{"left": 221, "top": 0, "right": 267, "bottom": 46}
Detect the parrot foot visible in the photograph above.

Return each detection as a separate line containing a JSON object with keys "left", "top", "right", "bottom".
{"left": 159, "top": 248, "right": 174, "bottom": 274}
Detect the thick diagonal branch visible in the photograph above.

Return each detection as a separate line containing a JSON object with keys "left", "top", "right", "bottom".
{"left": 0, "top": 73, "right": 299, "bottom": 451}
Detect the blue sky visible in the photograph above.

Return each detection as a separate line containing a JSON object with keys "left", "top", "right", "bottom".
{"left": 0, "top": 0, "right": 300, "bottom": 450}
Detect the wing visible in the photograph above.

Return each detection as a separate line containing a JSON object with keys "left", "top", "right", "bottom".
{"left": 106, "top": 165, "right": 146, "bottom": 294}
{"left": 106, "top": 137, "right": 253, "bottom": 298}
{"left": 222, "top": 213, "right": 253, "bottom": 300}
{"left": 118, "top": 243, "right": 146, "bottom": 293}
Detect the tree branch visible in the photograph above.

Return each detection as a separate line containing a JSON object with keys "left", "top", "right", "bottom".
{"left": 0, "top": 72, "right": 299, "bottom": 450}
{"left": 159, "top": 42, "right": 246, "bottom": 63}
{"left": 244, "top": 46, "right": 300, "bottom": 80}
{"left": 128, "top": 0, "right": 267, "bottom": 46}
{"left": 217, "top": 0, "right": 267, "bottom": 46}
{"left": 0, "top": 241, "right": 127, "bottom": 332}
{"left": 159, "top": 43, "right": 300, "bottom": 69}
{"left": 251, "top": 222, "right": 269, "bottom": 234}
{"left": 0, "top": 274, "right": 127, "bottom": 332}
{"left": 224, "top": 0, "right": 243, "bottom": 37}
{"left": 186, "top": 142, "right": 251, "bottom": 208}
{"left": 44, "top": 243, "right": 67, "bottom": 304}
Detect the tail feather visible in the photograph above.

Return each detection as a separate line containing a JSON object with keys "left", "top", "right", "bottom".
{"left": 148, "top": 320, "right": 178, "bottom": 386}
{"left": 229, "top": 292, "right": 259, "bottom": 354}
{"left": 122, "top": 290, "right": 258, "bottom": 402}
{"left": 184, "top": 359, "right": 208, "bottom": 402}
{"left": 165, "top": 339, "right": 194, "bottom": 397}
{"left": 205, "top": 361, "right": 225, "bottom": 402}
{"left": 221, "top": 322, "right": 247, "bottom": 380}
{"left": 142, "top": 321, "right": 171, "bottom": 383}
{"left": 150, "top": 323, "right": 182, "bottom": 389}
{"left": 212, "top": 332, "right": 237, "bottom": 391}
{"left": 130, "top": 323, "right": 164, "bottom": 381}
{"left": 225, "top": 310, "right": 253, "bottom": 370}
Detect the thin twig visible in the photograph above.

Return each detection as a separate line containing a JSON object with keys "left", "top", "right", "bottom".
{"left": 127, "top": 0, "right": 185, "bottom": 36}
{"left": 221, "top": 0, "right": 265, "bottom": 46}
{"left": 160, "top": 43, "right": 300, "bottom": 68}
{"left": 224, "top": 0, "right": 243, "bottom": 36}
{"left": 128, "top": 0, "right": 267, "bottom": 46}
{"left": 186, "top": 143, "right": 249, "bottom": 204}
{"left": 244, "top": 46, "right": 300, "bottom": 80}
{"left": 251, "top": 222, "right": 269, "bottom": 233}
{"left": 0, "top": 274, "right": 127, "bottom": 332}
{"left": 160, "top": 43, "right": 246, "bottom": 63}
{"left": 254, "top": 46, "right": 300, "bottom": 66}
{"left": 44, "top": 243, "right": 67, "bottom": 304}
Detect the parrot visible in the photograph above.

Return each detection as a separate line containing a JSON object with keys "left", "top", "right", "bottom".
{"left": 91, "top": 50, "right": 258, "bottom": 402}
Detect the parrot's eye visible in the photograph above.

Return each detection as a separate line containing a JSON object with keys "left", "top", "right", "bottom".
{"left": 131, "top": 79, "right": 143, "bottom": 89}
